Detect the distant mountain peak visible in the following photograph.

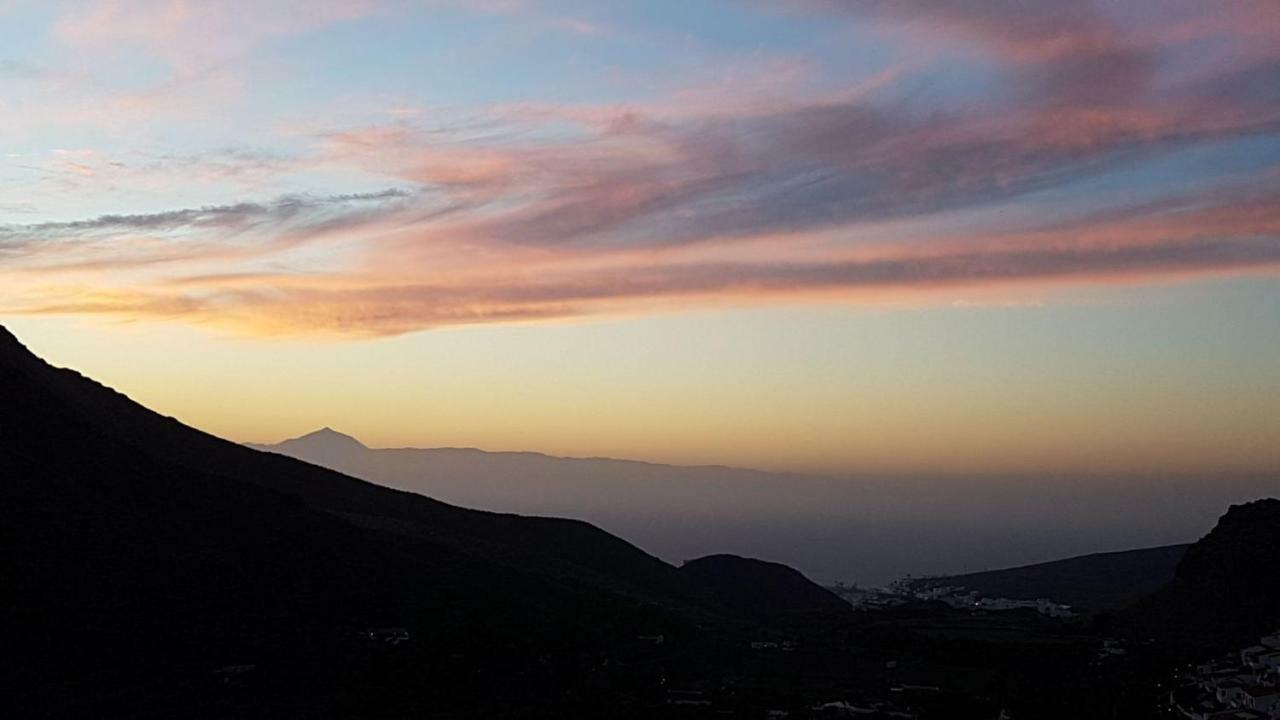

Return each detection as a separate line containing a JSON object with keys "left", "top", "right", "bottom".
{"left": 280, "top": 427, "right": 369, "bottom": 452}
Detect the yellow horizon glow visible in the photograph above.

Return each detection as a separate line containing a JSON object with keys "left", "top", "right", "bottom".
{"left": 5, "top": 277, "right": 1277, "bottom": 480}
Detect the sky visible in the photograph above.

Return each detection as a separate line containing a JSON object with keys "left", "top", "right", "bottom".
{"left": 1, "top": 0, "right": 1278, "bottom": 480}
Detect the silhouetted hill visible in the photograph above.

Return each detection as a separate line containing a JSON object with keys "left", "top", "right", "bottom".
{"left": 0, "top": 328, "right": 708, "bottom": 610}
{"left": 1, "top": 325, "right": 831, "bottom": 716}
{"left": 1135, "top": 499, "right": 1280, "bottom": 650}
{"left": 679, "top": 555, "right": 849, "bottom": 617}
{"left": 907, "top": 544, "right": 1189, "bottom": 612}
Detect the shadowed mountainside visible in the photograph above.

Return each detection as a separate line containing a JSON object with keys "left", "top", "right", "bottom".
{"left": 906, "top": 544, "right": 1190, "bottom": 612}
{"left": 0, "top": 328, "right": 709, "bottom": 609}
{"left": 1133, "top": 499, "right": 1280, "bottom": 651}
{"left": 0, "top": 325, "right": 847, "bottom": 716}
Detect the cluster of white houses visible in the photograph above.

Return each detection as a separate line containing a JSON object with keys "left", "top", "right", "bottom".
{"left": 826, "top": 582, "right": 1075, "bottom": 618}
{"left": 906, "top": 586, "right": 1075, "bottom": 618}
{"left": 1168, "top": 631, "right": 1280, "bottom": 719}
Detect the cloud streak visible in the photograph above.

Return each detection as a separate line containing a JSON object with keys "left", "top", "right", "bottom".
{"left": 6, "top": 183, "right": 1278, "bottom": 336}
{"left": 1, "top": 0, "right": 1278, "bottom": 336}
{"left": 0, "top": 190, "right": 414, "bottom": 273}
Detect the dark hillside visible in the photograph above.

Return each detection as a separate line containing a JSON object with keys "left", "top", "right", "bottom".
{"left": 0, "top": 326, "right": 708, "bottom": 611}
{"left": 1134, "top": 499, "right": 1280, "bottom": 651}
{"left": 0, "top": 325, "right": 698, "bottom": 716}
{"left": 907, "top": 544, "right": 1189, "bottom": 612}
{"left": 680, "top": 554, "right": 850, "bottom": 617}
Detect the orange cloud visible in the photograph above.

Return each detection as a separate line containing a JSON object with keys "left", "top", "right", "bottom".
{"left": 4, "top": 179, "right": 1278, "bottom": 337}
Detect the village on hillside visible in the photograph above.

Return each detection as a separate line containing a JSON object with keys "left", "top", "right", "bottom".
{"left": 1165, "top": 631, "right": 1280, "bottom": 719}
{"left": 827, "top": 582, "right": 1075, "bottom": 619}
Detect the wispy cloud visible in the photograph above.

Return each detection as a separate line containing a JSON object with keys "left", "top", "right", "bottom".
{"left": 1, "top": 0, "right": 1278, "bottom": 336}
{"left": 4, "top": 181, "right": 1278, "bottom": 336}
{"left": 55, "top": 0, "right": 382, "bottom": 70}
{"left": 0, "top": 189, "right": 413, "bottom": 271}
{"left": 2, "top": 189, "right": 408, "bottom": 239}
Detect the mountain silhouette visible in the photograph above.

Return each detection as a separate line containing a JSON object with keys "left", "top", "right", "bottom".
{"left": 1133, "top": 498, "right": 1280, "bottom": 650}
{"left": 0, "top": 328, "right": 708, "bottom": 606}
{"left": 0, "top": 325, "right": 836, "bottom": 716}
{"left": 679, "top": 555, "right": 849, "bottom": 617}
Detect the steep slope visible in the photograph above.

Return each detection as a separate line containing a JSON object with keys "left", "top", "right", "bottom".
{"left": 0, "top": 326, "right": 707, "bottom": 610}
{"left": 679, "top": 555, "right": 849, "bottom": 617}
{"left": 1135, "top": 499, "right": 1280, "bottom": 650}
{"left": 0, "top": 325, "right": 702, "bottom": 715}
{"left": 906, "top": 544, "right": 1190, "bottom": 612}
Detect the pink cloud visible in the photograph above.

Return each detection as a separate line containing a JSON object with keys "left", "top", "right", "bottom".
{"left": 4, "top": 179, "right": 1278, "bottom": 337}
{"left": 3, "top": 0, "right": 1278, "bottom": 337}
{"left": 56, "top": 0, "right": 380, "bottom": 70}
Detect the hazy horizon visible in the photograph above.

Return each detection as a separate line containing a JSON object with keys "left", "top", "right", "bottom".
{"left": 8, "top": 293, "right": 1280, "bottom": 480}
{"left": 245, "top": 426, "right": 1275, "bottom": 587}
{"left": 1, "top": 0, "right": 1278, "bottom": 582}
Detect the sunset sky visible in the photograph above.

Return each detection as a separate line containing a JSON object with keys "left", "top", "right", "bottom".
{"left": 2, "top": 0, "right": 1278, "bottom": 477}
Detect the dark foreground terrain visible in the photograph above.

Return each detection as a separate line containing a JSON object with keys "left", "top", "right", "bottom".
{"left": 2, "top": 325, "right": 1277, "bottom": 718}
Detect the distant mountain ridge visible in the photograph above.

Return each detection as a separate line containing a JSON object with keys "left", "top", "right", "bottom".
{"left": 905, "top": 544, "right": 1190, "bottom": 612}
{"left": 249, "top": 428, "right": 1260, "bottom": 589}
{"left": 248, "top": 428, "right": 868, "bottom": 579}
{"left": 247, "top": 428, "right": 766, "bottom": 478}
